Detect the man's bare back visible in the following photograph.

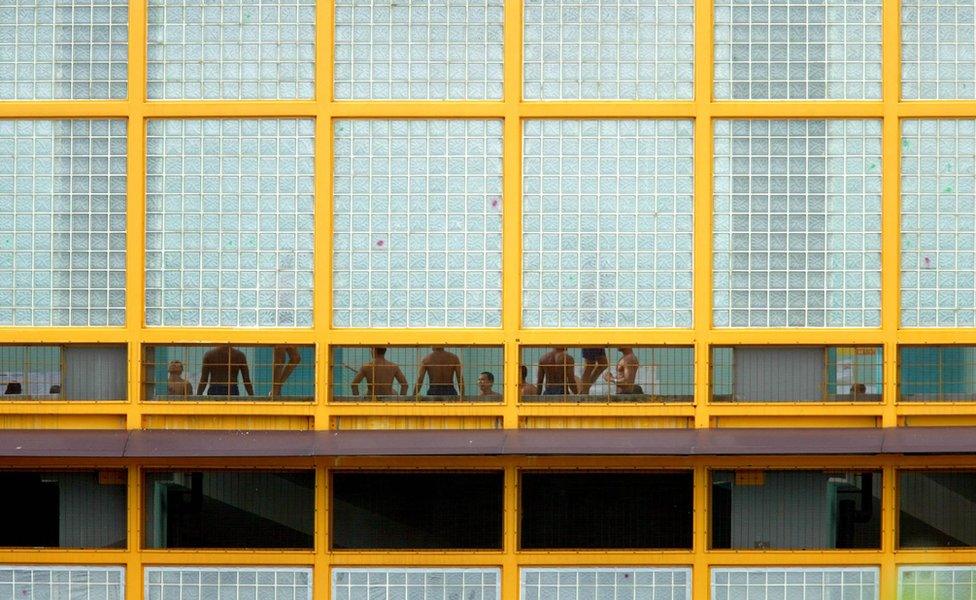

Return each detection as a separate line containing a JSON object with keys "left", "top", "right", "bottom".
{"left": 351, "top": 348, "right": 408, "bottom": 397}
{"left": 537, "top": 347, "right": 577, "bottom": 396}
{"left": 414, "top": 347, "right": 464, "bottom": 396}
{"left": 197, "top": 345, "right": 254, "bottom": 396}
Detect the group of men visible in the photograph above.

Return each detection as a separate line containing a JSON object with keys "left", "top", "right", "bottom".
{"left": 350, "top": 346, "right": 643, "bottom": 399}
{"left": 166, "top": 344, "right": 302, "bottom": 397}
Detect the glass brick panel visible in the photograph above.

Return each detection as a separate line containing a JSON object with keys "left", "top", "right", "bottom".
{"left": 0, "top": 0, "right": 128, "bottom": 100}
{"left": 899, "top": 566, "right": 976, "bottom": 599}
{"left": 712, "top": 119, "right": 882, "bottom": 328}
{"left": 332, "top": 569, "right": 499, "bottom": 600}
{"left": 333, "top": 119, "right": 503, "bottom": 328}
{"left": 0, "top": 120, "right": 127, "bottom": 327}
{"left": 147, "top": 0, "right": 315, "bottom": 100}
{"left": 334, "top": 0, "right": 503, "bottom": 100}
{"left": 712, "top": 568, "right": 879, "bottom": 600}
{"left": 902, "top": 0, "right": 976, "bottom": 99}
{"left": 145, "top": 568, "right": 311, "bottom": 600}
{"left": 145, "top": 119, "right": 314, "bottom": 328}
{"left": 901, "top": 119, "right": 976, "bottom": 327}
{"left": 715, "top": 0, "right": 882, "bottom": 99}
{"left": 0, "top": 567, "right": 124, "bottom": 600}
{"left": 521, "top": 568, "right": 692, "bottom": 600}
{"left": 522, "top": 120, "right": 693, "bottom": 328}
{"left": 523, "top": 0, "right": 694, "bottom": 100}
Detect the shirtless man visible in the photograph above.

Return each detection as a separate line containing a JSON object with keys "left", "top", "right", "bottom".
{"left": 537, "top": 347, "right": 577, "bottom": 396}
{"left": 578, "top": 347, "right": 609, "bottom": 394}
{"left": 351, "top": 347, "right": 408, "bottom": 398}
{"left": 270, "top": 345, "right": 302, "bottom": 397}
{"left": 477, "top": 371, "right": 501, "bottom": 398}
{"left": 603, "top": 347, "right": 643, "bottom": 395}
{"left": 518, "top": 365, "right": 539, "bottom": 396}
{"left": 197, "top": 344, "right": 254, "bottom": 396}
{"left": 166, "top": 360, "right": 193, "bottom": 396}
{"left": 414, "top": 347, "right": 464, "bottom": 397}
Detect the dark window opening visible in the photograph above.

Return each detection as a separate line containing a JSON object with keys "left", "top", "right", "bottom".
{"left": 520, "top": 472, "right": 693, "bottom": 549}
{"left": 899, "top": 471, "right": 976, "bottom": 548}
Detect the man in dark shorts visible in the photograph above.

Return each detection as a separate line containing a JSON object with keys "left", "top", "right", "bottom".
{"left": 579, "top": 347, "right": 609, "bottom": 394}
{"left": 414, "top": 347, "right": 464, "bottom": 397}
{"left": 197, "top": 344, "right": 255, "bottom": 396}
{"left": 603, "top": 347, "right": 643, "bottom": 395}
{"left": 537, "top": 347, "right": 577, "bottom": 397}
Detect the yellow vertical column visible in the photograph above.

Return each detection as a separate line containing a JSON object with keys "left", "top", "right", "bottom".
{"left": 502, "top": 464, "right": 519, "bottom": 600}
{"left": 692, "top": 0, "right": 714, "bottom": 431}
{"left": 692, "top": 464, "right": 710, "bottom": 600}
{"left": 501, "top": 0, "right": 523, "bottom": 430}
{"left": 880, "top": 464, "right": 898, "bottom": 599}
{"left": 125, "top": 466, "right": 143, "bottom": 600}
{"left": 881, "top": 0, "right": 901, "bottom": 428}
{"left": 315, "top": 463, "right": 331, "bottom": 600}
{"left": 125, "top": 0, "right": 148, "bottom": 430}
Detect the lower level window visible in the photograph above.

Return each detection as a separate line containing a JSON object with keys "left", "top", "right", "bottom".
{"left": 0, "top": 567, "right": 124, "bottom": 600}
{"left": 899, "top": 470, "right": 976, "bottom": 548}
{"left": 332, "top": 569, "right": 499, "bottom": 600}
{"left": 145, "top": 568, "right": 311, "bottom": 600}
{"left": 712, "top": 568, "right": 878, "bottom": 600}
{"left": 522, "top": 568, "right": 691, "bottom": 600}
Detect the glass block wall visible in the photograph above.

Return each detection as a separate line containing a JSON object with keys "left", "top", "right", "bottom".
{"left": 145, "top": 568, "right": 311, "bottom": 600}
{"left": 521, "top": 568, "right": 691, "bottom": 600}
{"left": 0, "top": 566, "right": 125, "bottom": 600}
{"left": 332, "top": 569, "right": 500, "bottom": 600}
{"left": 711, "top": 568, "right": 879, "bottom": 600}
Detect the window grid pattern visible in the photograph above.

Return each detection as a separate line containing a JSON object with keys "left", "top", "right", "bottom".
{"left": 145, "top": 568, "right": 312, "bottom": 600}
{"left": 901, "top": 119, "right": 976, "bottom": 327}
{"left": 521, "top": 568, "right": 692, "bottom": 600}
{"left": 523, "top": 0, "right": 695, "bottom": 100}
{"left": 0, "top": 0, "right": 128, "bottom": 100}
{"left": 714, "top": 0, "right": 882, "bottom": 100}
{"left": 0, "top": 119, "right": 127, "bottom": 327}
{"left": 333, "top": 119, "right": 503, "bottom": 328}
{"left": 712, "top": 568, "right": 879, "bottom": 600}
{"left": 334, "top": 0, "right": 504, "bottom": 100}
{"left": 902, "top": 0, "right": 976, "bottom": 99}
{"left": 146, "top": 0, "right": 315, "bottom": 100}
{"left": 0, "top": 567, "right": 125, "bottom": 600}
{"left": 522, "top": 119, "right": 694, "bottom": 328}
{"left": 713, "top": 119, "right": 883, "bottom": 328}
{"left": 145, "top": 119, "right": 315, "bottom": 328}
{"left": 899, "top": 566, "right": 976, "bottom": 599}
{"left": 332, "top": 569, "right": 500, "bottom": 600}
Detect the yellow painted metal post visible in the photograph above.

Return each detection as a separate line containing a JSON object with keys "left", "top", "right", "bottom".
{"left": 315, "top": 0, "right": 335, "bottom": 432}
{"left": 126, "top": 466, "right": 143, "bottom": 600}
{"left": 314, "top": 463, "right": 331, "bottom": 600}
{"left": 502, "top": 464, "right": 520, "bottom": 600}
{"left": 693, "top": 465, "right": 710, "bottom": 600}
{"left": 881, "top": 465, "right": 898, "bottom": 599}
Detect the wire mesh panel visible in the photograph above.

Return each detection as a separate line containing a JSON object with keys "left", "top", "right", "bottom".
{"left": 0, "top": 344, "right": 127, "bottom": 400}
{"left": 333, "top": 569, "right": 500, "bottom": 600}
{"left": 145, "top": 119, "right": 314, "bottom": 328}
{"left": 146, "top": 0, "right": 315, "bottom": 100}
{"left": 902, "top": 0, "right": 976, "bottom": 99}
{"left": 899, "top": 566, "right": 976, "bottom": 600}
{"left": 710, "top": 346, "right": 883, "bottom": 402}
{"left": 0, "top": 0, "right": 128, "bottom": 100}
{"left": 711, "top": 568, "right": 879, "bottom": 600}
{"left": 334, "top": 0, "right": 503, "bottom": 100}
{"left": 330, "top": 346, "right": 503, "bottom": 402}
{"left": 522, "top": 120, "right": 694, "bottom": 328}
{"left": 901, "top": 119, "right": 976, "bottom": 327}
{"left": 899, "top": 470, "right": 976, "bottom": 547}
{"left": 521, "top": 568, "right": 692, "bottom": 600}
{"left": 899, "top": 346, "right": 976, "bottom": 401}
{"left": 144, "top": 344, "right": 314, "bottom": 401}
{"left": 714, "top": 0, "right": 882, "bottom": 100}
{"left": 146, "top": 568, "right": 311, "bottom": 600}
{"left": 0, "top": 567, "right": 124, "bottom": 600}
{"left": 713, "top": 119, "right": 882, "bottom": 327}
{"left": 519, "top": 346, "right": 693, "bottom": 403}
{"left": 711, "top": 470, "right": 881, "bottom": 549}
{"left": 523, "top": 0, "right": 694, "bottom": 100}
{"left": 0, "top": 119, "right": 127, "bottom": 327}
{"left": 333, "top": 119, "right": 503, "bottom": 328}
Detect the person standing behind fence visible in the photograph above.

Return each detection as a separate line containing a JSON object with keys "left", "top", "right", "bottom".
{"left": 414, "top": 347, "right": 464, "bottom": 397}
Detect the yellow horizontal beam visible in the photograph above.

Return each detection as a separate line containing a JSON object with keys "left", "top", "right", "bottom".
{"left": 141, "top": 402, "right": 316, "bottom": 416}
{"left": 326, "top": 404, "right": 504, "bottom": 416}
{"left": 706, "top": 403, "right": 884, "bottom": 417}
{"left": 705, "top": 329, "right": 886, "bottom": 345}
{"left": 0, "top": 402, "right": 128, "bottom": 414}
{"left": 0, "top": 328, "right": 130, "bottom": 343}
{"left": 898, "top": 102, "right": 976, "bottom": 117}
{"left": 139, "top": 550, "right": 315, "bottom": 565}
{"left": 0, "top": 101, "right": 130, "bottom": 118}
{"left": 516, "top": 403, "right": 695, "bottom": 417}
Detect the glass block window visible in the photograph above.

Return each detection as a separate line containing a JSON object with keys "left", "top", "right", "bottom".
{"left": 145, "top": 119, "right": 314, "bottom": 328}
{"left": 521, "top": 568, "right": 692, "bottom": 600}
{"left": 146, "top": 568, "right": 311, "bottom": 600}
{"left": 334, "top": 0, "right": 504, "bottom": 100}
{"left": 146, "top": 0, "right": 315, "bottom": 100}
{"left": 0, "top": 119, "right": 127, "bottom": 327}
{"left": 899, "top": 567, "right": 976, "bottom": 599}
{"left": 714, "top": 0, "right": 882, "bottom": 100}
{"left": 902, "top": 0, "right": 976, "bottom": 99}
{"left": 0, "top": 567, "right": 124, "bottom": 600}
{"left": 713, "top": 119, "right": 882, "bottom": 328}
{"left": 522, "top": 119, "right": 694, "bottom": 328}
{"left": 901, "top": 119, "right": 976, "bottom": 327}
{"left": 0, "top": 0, "right": 128, "bottom": 100}
{"left": 523, "top": 0, "right": 695, "bottom": 100}
{"left": 712, "top": 568, "right": 879, "bottom": 600}
{"left": 332, "top": 569, "right": 499, "bottom": 600}
{"left": 333, "top": 119, "right": 503, "bottom": 328}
